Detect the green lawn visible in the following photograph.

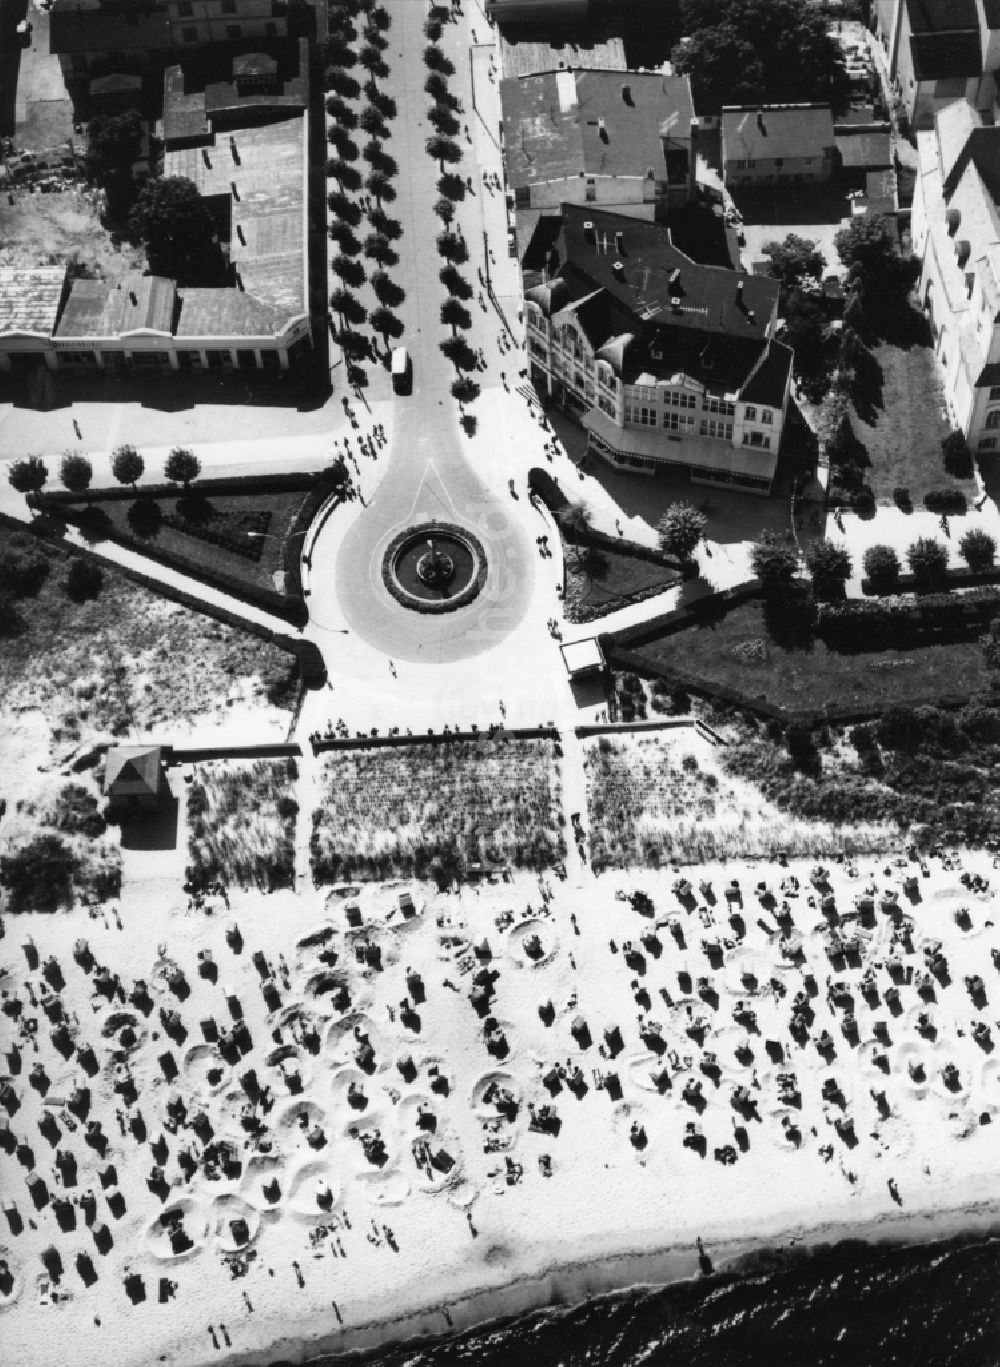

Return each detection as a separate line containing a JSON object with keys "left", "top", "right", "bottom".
{"left": 59, "top": 489, "right": 309, "bottom": 591}
{"left": 851, "top": 339, "right": 977, "bottom": 507}
{"left": 564, "top": 542, "right": 681, "bottom": 623}
{"left": 620, "top": 597, "right": 991, "bottom": 713}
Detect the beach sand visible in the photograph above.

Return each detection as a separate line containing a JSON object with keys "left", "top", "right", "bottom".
{"left": 2, "top": 850, "right": 999, "bottom": 1366}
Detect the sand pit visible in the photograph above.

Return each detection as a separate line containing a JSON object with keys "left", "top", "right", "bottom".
{"left": 1, "top": 855, "right": 999, "bottom": 1367}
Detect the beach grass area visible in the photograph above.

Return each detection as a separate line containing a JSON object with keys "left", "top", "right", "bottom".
{"left": 310, "top": 739, "right": 566, "bottom": 883}
{"left": 618, "top": 597, "right": 991, "bottom": 713}
{"left": 187, "top": 759, "right": 299, "bottom": 892}
{"left": 584, "top": 732, "right": 890, "bottom": 870}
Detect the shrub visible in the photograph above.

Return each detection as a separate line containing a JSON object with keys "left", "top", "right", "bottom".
{"left": 750, "top": 531, "right": 799, "bottom": 596}
{"left": 528, "top": 467, "right": 568, "bottom": 514}
{"left": 959, "top": 527, "right": 997, "bottom": 573}
{"left": 923, "top": 488, "right": 968, "bottom": 515}
{"left": 51, "top": 783, "right": 106, "bottom": 838}
{"left": 60, "top": 451, "right": 93, "bottom": 497}
{"left": 907, "top": 536, "right": 949, "bottom": 589}
{"left": 804, "top": 537, "right": 852, "bottom": 601}
{"left": 656, "top": 502, "right": 706, "bottom": 563}
{"left": 7, "top": 455, "right": 48, "bottom": 499}
{"left": 65, "top": 556, "right": 103, "bottom": 602}
{"left": 786, "top": 723, "right": 819, "bottom": 771}
{"left": 0, "top": 537, "right": 49, "bottom": 595}
{"left": 942, "top": 431, "right": 973, "bottom": 478}
{"left": 164, "top": 447, "right": 201, "bottom": 488}
{"left": 111, "top": 444, "right": 144, "bottom": 488}
{"left": 863, "top": 543, "right": 900, "bottom": 592}
{"left": 0, "top": 833, "right": 79, "bottom": 911}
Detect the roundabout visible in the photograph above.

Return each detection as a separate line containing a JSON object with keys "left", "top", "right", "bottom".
{"left": 383, "top": 522, "right": 487, "bottom": 614}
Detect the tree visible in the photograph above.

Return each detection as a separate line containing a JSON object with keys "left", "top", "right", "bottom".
{"left": 327, "top": 125, "right": 357, "bottom": 158}
{"left": 327, "top": 158, "right": 362, "bottom": 191}
{"left": 365, "top": 170, "right": 395, "bottom": 203}
{"left": 671, "top": 0, "right": 849, "bottom": 116}
{"left": 111, "top": 444, "right": 144, "bottom": 489}
{"left": 369, "top": 305, "right": 403, "bottom": 343}
{"left": 128, "top": 497, "right": 162, "bottom": 541}
{"left": 959, "top": 527, "right": 997, "bottom": 573}
{"left": 327, "top": 191, "right": 361, "bottom": 226}
{"left": 437, "top": 230, "right": 468, "bottom": 264}
{"left": 441, "top": 297, "right": 471, "bottom": 333}
{"left": 359, "top": 46, "right": 389, "bottom": 79}
{"left": 762, "top": 234, "right": 825, "bottom": 296}
{"left": 750, "top": 530, "right": 799, "bottom": 595}
{"left": 332, "top": 253, "right": 366, "bottom": 287}
{"left": 61, "top": 451, "right": 93, "bottom": 498}
{"left": 368, "top": 207, "right": 401, "bottom": 239}
{"left": 452, "top": 376, "right": 480, "bottom": 403}
{"left": 863, "top": 543, "right": 901, "bottom": 592}
{"left": 364, "top": 231, "right": 397, "bottom": 267}
{"left": 424, "top": 72, "right": 450, "bottom": 102}
{"left": 363, "top": 140, "right": 397, "bottom": 176}
{"left": 426, "top": 134, "right": 461, "bottom": 172}
{"left": 424, "top": 44, "right": 454, "bottom": 75}
{"left": 164, "top": 447, "right": 201, "bottom": 488}
{"left": 358, "top": 105, "right": 387, "bottom": 137}
{"left": 85, "top": 108, "right": 142, "bottom": 216}
{"left": 657, "top": 502, "right": 707, "bottom": 563}
{"left": 434, "top": 195, "right": 455, "bottom": 225}
{"left": 428, "top": 103, "right": 460, "bottom": 138}
{"left": 127, "top": 176, "right": 225, "bottom": 284}
{"left": 440, "top": 264, "right": 472, "bottom": 299}
{"left": 834, "top": 211, "right": 909, "bottom": 309}
{"left": 804, "top": 537, "right": 852, "bottom": 600}
{"left": 942, "top": 430, "right": 974, "bottom": 478}
{"left": 440, "top": 334, "right": 476, "bottom": 370}
{"left": 336, "top": 329, "right": 370, "bottom": 360}
{"left": 371, "top": 271, "right": 404, "bottom": 307}
{"left": 0, "top": 832, "right": 79, "bottom": 911}
{"left": 330, "top": 287, "right": 367, "bottom": 325}
{"left": 907, "top": 536, "right": 949, "bottom": 589}
{"left": 0, "top": 535, "right": 49, "bottom": 595}
{"left": 65, "top": 556, "right": 103, "bottom": 603}
{"left": 8, "top": 456, "right": 48, "bottom": 501}
{"left": 329, "top": 222, "right": 361, "bottom": 254}
{"left": 325, "top": 96, "right": 357, "bottom": 128}
{"left": 557, "top": 501, "right": 592, "bottom": 544}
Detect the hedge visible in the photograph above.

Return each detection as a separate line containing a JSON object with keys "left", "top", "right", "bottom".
{"left": 862, "top": 564, "right": 1000, "bottom": 596}
{"left": 923, "top": 489, "right": 968, "bottom": 515}
{"left": 817, "top": 585, "right": 1000, "bottom": 650}
{"left": 40, "top": 470, "right": 318, "bottom": 504}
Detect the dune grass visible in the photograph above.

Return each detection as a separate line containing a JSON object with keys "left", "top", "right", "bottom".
{"left": 187, "top": 759, "right": 298, "bottom": 892}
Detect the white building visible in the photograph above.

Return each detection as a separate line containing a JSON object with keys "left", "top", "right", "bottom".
{"left": 912, "top": 98, "right": 1000, "bottom": 454}
{"left": 521, "top": 206, "right": 792, "bottom": 493}
{"left": 875, "top": 0, "right": 1000, "bottom": 132}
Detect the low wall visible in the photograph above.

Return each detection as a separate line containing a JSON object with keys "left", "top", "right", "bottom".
{"left": 169, "top": 743, "right": 302, "bottom": 764}
{"left": 309, "top": 727, "right": 560, "bottom": 753}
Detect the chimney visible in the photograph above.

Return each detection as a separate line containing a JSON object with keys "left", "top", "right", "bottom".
{"left": 583, "top": 219, "right": 595, "bottom": 242}
{"left": 231, "top": 180, "right": 239, "bottom": 200}
{"left": 612, "top": 260, "right": 625, "bottom": 280}
{"left": 598, "top": 116, "right": 608, "bottom": 142}
{"left": 669, "top": 267, "right": 681, "bottom": 289}
{"left": 129, "top": 291, "right": 137, "bottom": 306}
{"left": 736, "top": 279, "right": 744, "bottom": 306}
{"left": 621, "top": 83, "right": 633, "bottom": 106}
{"left": 202, "top": 148, "right": 211, "bottom": 168}
{"left": 614, "top": 230, "right": 624, "bottom": 253}
{"left": 756, "top": 107, "right": 765, "bottom": 133}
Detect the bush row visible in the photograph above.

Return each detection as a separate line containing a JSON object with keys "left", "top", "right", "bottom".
{"left": 816, "top": 586, "right": 1000, "bottom": 650}
{"left": 862, "top": 564, "right": 1000, "bottom": 596}
{"left": 39, "top": 470, "right": 318, "bottom": 504}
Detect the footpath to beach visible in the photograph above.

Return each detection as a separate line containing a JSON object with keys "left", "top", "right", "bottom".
{"left": 1, "top": 848, "right": 999, "bottom": 1367}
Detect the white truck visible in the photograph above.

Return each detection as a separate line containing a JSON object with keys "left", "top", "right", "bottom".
{"left": 391, "top": 346, "right": 411, "bottom": 394}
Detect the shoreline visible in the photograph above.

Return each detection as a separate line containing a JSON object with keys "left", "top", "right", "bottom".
{"left": 241, "top": 1200, "right": 1000, "bottom": 1367}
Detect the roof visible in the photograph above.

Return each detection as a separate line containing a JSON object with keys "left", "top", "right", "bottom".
{"left": 909, "top": 29, "right": 982, "bottom": 80}
{"left": 836, "top": 130, "right": 892, "bottom": 169}
{"left": 57, "top": 274, "right": 177, "bottom": 339}
{"left": 984, "top": 0, "right": 1000, "bottom": 24}
{"left": 49, "top": 4, "right": 171, "bottom": 54}
{"left": 722, "top": 104, "right": 837, "bottom": 164}
{"left": 865, "top": 168, "right": 898, "bottom": 214}
{"left": 0, "top": 267, "right": 65, "bottom": 337}
{"left": 502, "top": 68, "right": 694, "bottom": 190}
{"left": 89, "top": 73, "right": 143, "bottom": 97}
{"left": 905, "top": 0, "right": 978, "bottom": 32}
{"left": 175, "top": 287, "right": 288, "bottom": 338}
{"left": 740, "top": 340, "right": 793, "bottom": 407}
{"left": 164, "top": 111, "right": 307, "bottom": 329}
{"left": 104, "top": 746, "right": 162, "bottom": 798}
{"left": 163, "top": 40, "right": 309, "bottom": 148}
{"left": 561, "top": 639, "right": 604, "bottom": 674}
{"left": 499, "top": 34, "right": 626, "bottom": 79}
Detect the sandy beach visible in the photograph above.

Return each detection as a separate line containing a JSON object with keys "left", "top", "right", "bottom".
{"left": 2, "top": 843, "right": 999, "bottom": 1367}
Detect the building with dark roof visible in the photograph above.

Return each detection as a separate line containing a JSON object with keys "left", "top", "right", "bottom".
{"left": 521, "top": 205, "right": 792, "bottom": 492}
{"left": 502, "top": 68, "right": 697, "bottom": 222}
{"left": 874, "top": 0, "right": 1000, "bottom": 132}
{"left": 103, "top": 745, "right": 166, "bottom": 815}
{"left": 912, "top": 98, "right": 1000, "bottom": 454}
{"left": 721, "top": 104, "right": 837, "bottom": 188}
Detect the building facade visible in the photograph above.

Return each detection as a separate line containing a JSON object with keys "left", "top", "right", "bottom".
{"left": 912, "top": 97, "right": 1000, "bottom": 454}
{"left": 875, "top": 0, "right": 1000, "bottom": 132}
{"left": 721, "top": 104, "right": 838, "bottom": 188}
{"left": 521, "top": 207, "right": 792, "bottom": 493}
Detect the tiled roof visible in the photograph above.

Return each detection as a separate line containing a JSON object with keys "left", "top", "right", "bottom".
{"left": 104, "top": 746, "right": 161, "bottom": 797}
{"left": 910, "top": 30, "right": 982, "bottom": 80}
{"left": 49, "top": 4, "right": 171, "bottom": 54}
{"left": 906, "top": 0, "right": 978, "bottom": 32}
{"left": 836, "top": 130, "right": 892, "bottom": 169}
{"left": 175, "top": 287, "right": 287, "bottom": 338}
{"left": 502, "top": 68, "right": 694, "bottom": 189}
{"left": 722, "top": 104, "right": 836, "bottom": 164}
{"left": 740, "top": 340, "right": 793, "bottom": 407}
{"left": 0, "top": 267, "right": 65, "bottom": 336}
{"left": 57, "top": 274, "right": 176, "bottom": 339}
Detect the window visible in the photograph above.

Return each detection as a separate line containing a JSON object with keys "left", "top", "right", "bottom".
{"left": 735, "top": 159, "right": 756, "bottom": 170}
{"left": 986, "top": 409, "right": 1000, "bottom": 429}
{"left": 176, "top": 0, "right": 192, "bottom": 15}
{"left": 743, "top": 405, "right": 757, "bottom": 422}
{"left": 182, "top": 24, "right": 197, "bottom": 40}
{"left": 585, "top": 178, "right": 596, "bottom": 203}
{"left": 979, "top": 437, "right": 997, "bottom": 451}
{"left": 222, "top": 0, "right": 237, "bottom": 12}
{"left": 265, "top": 20, "right": 277, "bottom": 36}
{"left": 598, "top": 393, "right": 617, "bottom": 417}
{"left": 706, "top": 396, "right": 735, "bottom": 416}
{"left": 760, "top": 408, "right": 772, "bottom": 424}
{"left": 664, "top": 390, "right": 696, "bottom": 409}
{"left": 775, "top": 158, "right": 784, "bottom": 168}
{"left": 627, "top": 405, "right": 657, "bottom": 426}
{"left": 664, "top": 412, "right": 696, "bottom": 433}
{"left": 226, "top": 23, "right": 241, "bottom": 38}
{"left": 990, "top": 386, "right": 1000, "bottom": 402}
{"left": 742, "top": 431, "right": 771, "bottom": 449}
{"left": 700, "top": 419, "right": 733, "bottom": 440}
